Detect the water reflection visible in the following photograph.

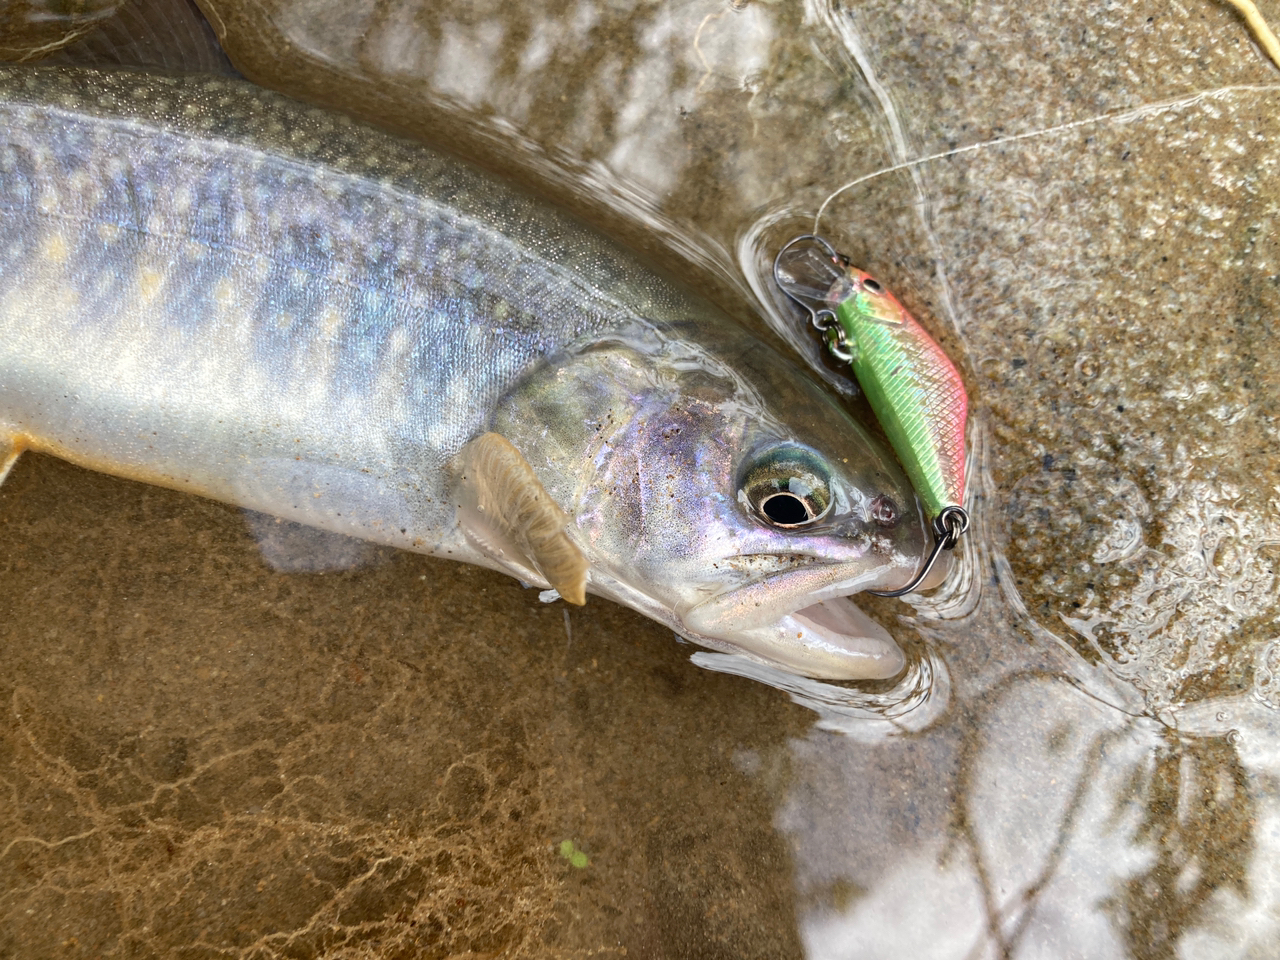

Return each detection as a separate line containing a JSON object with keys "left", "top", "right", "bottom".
{"left": 789, "top": 689, "right": 1280, "bottom": 958}
{"left": 3, "top": 0, "right": 1280, "bottom": 954}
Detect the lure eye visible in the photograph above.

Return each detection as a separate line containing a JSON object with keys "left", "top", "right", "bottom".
{"left": 862, "top": 276, "right": 884, "bottom": 293}
{"left": 740, "top": 445, "right": 833, "bottom": 528}
{"left": 870, "top": 495, "right": 899, "bottom": 527}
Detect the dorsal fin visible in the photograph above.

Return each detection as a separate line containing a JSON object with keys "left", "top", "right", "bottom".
{"left": 452, "top": 433, "right": 588, "bottom": 605}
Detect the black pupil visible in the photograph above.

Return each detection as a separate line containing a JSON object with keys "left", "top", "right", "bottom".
{"left": 863, "top": 277, "right": 883, "bottom": 293}
{"left": 762, "top": 493, "right": 810, "bottom": 525}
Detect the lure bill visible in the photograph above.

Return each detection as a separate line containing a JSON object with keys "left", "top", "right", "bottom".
{"left": 774, "top": 235, "right": 969, "bottom": 596}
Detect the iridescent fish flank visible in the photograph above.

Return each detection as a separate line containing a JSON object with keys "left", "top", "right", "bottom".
{"left": 0, "top": 67, "right": 933, "bottom": 681}
{"left": 775, "top": 236, "right": 969, "bottom": 595}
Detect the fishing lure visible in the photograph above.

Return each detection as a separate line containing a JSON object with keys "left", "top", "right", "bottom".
{"left": 773, "top": 234, "right": 969, "bottom": 596}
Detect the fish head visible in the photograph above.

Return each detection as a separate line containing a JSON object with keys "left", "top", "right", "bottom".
{"left": 493, "top": 319, "right": 929, "bottom": 680}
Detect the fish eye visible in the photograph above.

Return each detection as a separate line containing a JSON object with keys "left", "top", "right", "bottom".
{"left": 739, "top": 445, "right": 833, "bottom": 529}
{"left": 862, "top": 276, "right": 883, "bottom": 293}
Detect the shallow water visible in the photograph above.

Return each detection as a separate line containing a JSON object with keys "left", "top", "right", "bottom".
{"left": 2, "top": 0, "right": 1280, "bottom": 956}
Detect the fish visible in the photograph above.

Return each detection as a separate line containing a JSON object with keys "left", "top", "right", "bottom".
{"left": 0, "top": 66, "right": 930, "bottom": 680}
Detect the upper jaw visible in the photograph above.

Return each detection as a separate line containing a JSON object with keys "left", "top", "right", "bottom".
{"left": 679, "top": 552, "right": 914, "bottom": 635}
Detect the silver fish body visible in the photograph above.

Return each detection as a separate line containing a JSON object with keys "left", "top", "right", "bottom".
{"left": 0, "top": 67, "right": 928, "bottom": 679}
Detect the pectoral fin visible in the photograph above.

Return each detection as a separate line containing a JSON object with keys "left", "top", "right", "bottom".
{"left": 452, "top": 432, "right": 588, "bottom": 605}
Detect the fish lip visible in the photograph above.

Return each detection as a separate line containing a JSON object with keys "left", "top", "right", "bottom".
{"left": 678, "top": 584, "right": 908, "bottom": 681}
{"left": 679, "top": 553, "right": 913, "bottom": 635}
{"left": 663, "top": 549, "right": 921, "bottom": 680}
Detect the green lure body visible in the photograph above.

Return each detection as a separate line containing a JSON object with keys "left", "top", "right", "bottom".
{"left": 829, "top": 274, "right": 968, "bottom": 522}
{"left": 773, "top": 234, "right": 969, "bottom": 595}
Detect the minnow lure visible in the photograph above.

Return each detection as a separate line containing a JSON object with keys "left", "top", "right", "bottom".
{"left": 774, "top": 235, "right": 969, "bottom": 596}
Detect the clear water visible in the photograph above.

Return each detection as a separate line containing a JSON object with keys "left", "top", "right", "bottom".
{"left": 2, "top": 0, "right": 1280, "bottom": 956}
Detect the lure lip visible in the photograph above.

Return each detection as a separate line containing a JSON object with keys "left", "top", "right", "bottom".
{"left": 772, "top": 233, "right": 845, "bottom": 334}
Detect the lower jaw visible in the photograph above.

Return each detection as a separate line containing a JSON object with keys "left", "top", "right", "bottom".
{"left": 717, "top": 597, "right": 906, "bottom": 681}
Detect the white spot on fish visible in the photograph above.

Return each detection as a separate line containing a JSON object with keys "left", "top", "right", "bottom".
{"left": 387, "top": 328, "right": 411, "bottom": 357}
{"left": 321, "top": 307, "right": 344, "bottom": 339}
{"left": 52, "top": 286, "right": 79, "bottom": 311}
{"left": 97, "top": 223, "right": 120, "bottom": 243}
{"left": 42, "top": 233, "right": 68, "bottom": 264}
{"left": 138, "top": 268, "right": 164, "bottom": 303}
{"left": 446, "top": 375, "right": 471, "bottom": 409}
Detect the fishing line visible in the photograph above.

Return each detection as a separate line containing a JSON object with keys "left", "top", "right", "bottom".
{"left": 813, "top": 82, "right": 1280, "bottom": 236}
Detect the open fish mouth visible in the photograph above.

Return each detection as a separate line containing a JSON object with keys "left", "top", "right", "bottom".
{"left": 753, "top": 595, "right": 905, "bottom": 681}
{"left": 679, "top": 565, "right": 913, "bottom": 681}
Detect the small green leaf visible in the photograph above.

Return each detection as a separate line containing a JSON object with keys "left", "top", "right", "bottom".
{"left": 557, "top": 839, "right": 590, "bottom": 869}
